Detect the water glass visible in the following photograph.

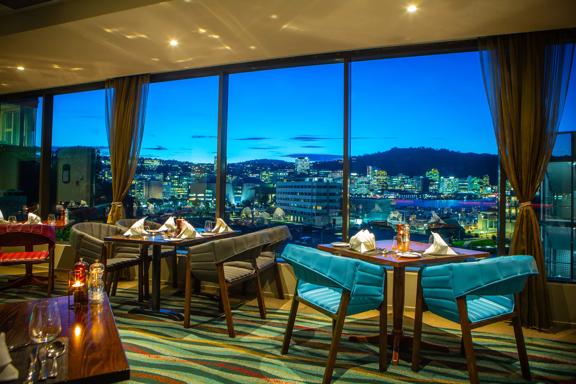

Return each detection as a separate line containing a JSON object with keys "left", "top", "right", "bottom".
{"left": 7, "top": 216, "right": 17, "bottom": 224}
{"left": 204, "top": 220, "right": 215, "bottom": 233}
{"left": 47, "top": 214, "right": 56, "bottom": 225}
{"left": 29, "top": 301, "right": 62, "bottom": 344}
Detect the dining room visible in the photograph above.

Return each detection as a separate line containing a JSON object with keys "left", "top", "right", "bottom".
{"left": 1, "top": 1, "right": 576, "bottom": 383}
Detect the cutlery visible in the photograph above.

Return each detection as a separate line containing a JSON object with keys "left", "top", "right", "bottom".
{"left": 8, "top": 341, "right": 31, "bottom": 352}
{"left": 46, "top": 340, "right": 66, "bottom": 378}
{"left": 23, "top": 344, "right": 39, "bottom": 384}
{"left": 39, "top": 345, "right": 49, "bottom": 381}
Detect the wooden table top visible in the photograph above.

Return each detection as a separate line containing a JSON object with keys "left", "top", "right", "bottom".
{"left": 0, "top": 295, "right": 129, "bottom": 384}
{"left": 317, "top": 240, "right": 490, "bottom": 267}
{"left": 104, "top": 230, "right": 239, "bottom": 247}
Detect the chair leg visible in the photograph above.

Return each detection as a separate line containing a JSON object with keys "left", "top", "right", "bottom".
{"left": 105, "top": 271, "right": 113, "bottom": 295}
{"left": 411, "top": 270, "right": 424, "bottom": 372}
{"left": 111, "top": 270, "right": 119, "bottom": 296}
{"left": 144, "top": 258, "right": 151, "bottom": 298}
{"left": 183, "top": 256, "right": 192, "bottom": 328}
{"left": 323, "top": 291, "right": 350, "bottom": 384}
{"left": 379, "top": 289, "right": 388, "bottom": 372}
{"left": 457, "top": 297, "right": 479, "bottom": 384}
{"left": 282, "top": 288, "right": 300, "bottom": 355}
{"left": 47, "top": 255, "right": 55, "bottom": 297}
{"left": 512, "top": 304, "right": 531, "bottom": 381}
{"left": 254, "top": 272, "right": 267, "bottom": 320}
{"left": 137, "top": 261, "right": 143, "bottom": 302}
{"left": 217, "top": 264, "right": 235, "bottom": 338}
{"left": 274, "top": 263, "right": 285, "bottom": 299}
{"left": 193, "top": 277, "right": 201, "bottom": 294}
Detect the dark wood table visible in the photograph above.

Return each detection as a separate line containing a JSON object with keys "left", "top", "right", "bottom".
{"left": 104, "top": 231, "right": 238, "bottom": 321}
{"left": 0, "top": 295, "right": 129, "bottom": 384}
{"left": 318, "top": 240, "right": 489, "bottom": 365}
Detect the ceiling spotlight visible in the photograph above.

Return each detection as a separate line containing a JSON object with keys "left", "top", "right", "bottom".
{"left": 406, "top": 4, "right": 418, "bottom": 13}
{"left": 169, "top": 39, "right": 179, "bottom": 47}
{"left": 270, "top": 14, "right": 278, "bottom": 19}
{"left": 249, "top": 45, "right": 256, "bottom": 50}
{"left": 16, "top": 66, "right": 25, "bottom": 71}
{"left": 198, "top": 28, "right": 206, "bottom": 34}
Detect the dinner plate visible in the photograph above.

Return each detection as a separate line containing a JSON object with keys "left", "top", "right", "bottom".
{"left": 331, "top": 242, "right": 350, "bottom": 247}
{"left": 201, "top": 232, "right": 215, "bottom": 236}
{"left": 163, "top": 238, "right": 180, "bottom": 241}
{"left": 396, "top": 252, "right": 422, "bottom": 258}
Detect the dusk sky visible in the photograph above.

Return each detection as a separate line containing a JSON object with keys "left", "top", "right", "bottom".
{"left": 50, "top": 51, "right": 575, "bottom": 163}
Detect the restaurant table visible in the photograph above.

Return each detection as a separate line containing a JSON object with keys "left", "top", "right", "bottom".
{"left": 0, "top": 295, "right": 129, "bottom": 384}
{"left": 104, "top": 231, "right": 239, "bottom": 321}
{"left": 317, "top": 240, "right": 489, "bottom": 365}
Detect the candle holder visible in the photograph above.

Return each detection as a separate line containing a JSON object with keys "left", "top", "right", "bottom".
{"left": 68, "top": 271, "right": 88, "bottom": 308}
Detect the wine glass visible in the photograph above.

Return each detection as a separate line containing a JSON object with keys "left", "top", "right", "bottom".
{"left": 47, "top": 214, "right": 56, "bottom": 225}
{"left": 8, "top": 216, "right": 17, "bottom": 224}
{"left": 29, "top": 301, "right": 61, "bottom": 344}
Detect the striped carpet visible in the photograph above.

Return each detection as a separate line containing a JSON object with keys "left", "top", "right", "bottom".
{"left": 1, "top": 282, "right": 575, "bottom": 383}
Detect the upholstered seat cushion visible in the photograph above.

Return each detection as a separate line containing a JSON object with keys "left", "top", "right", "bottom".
{"left": 223, "top": 264, "right": 255, "bottom": 283}
{"left": 298, "top": 281, "right": 385, "bottom": 315}
{"left": 0, "top": 251, "right": 49, "bottom": 262}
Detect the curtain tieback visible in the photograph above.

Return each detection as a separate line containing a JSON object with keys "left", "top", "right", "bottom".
{"left": 519, "top": 201, "right": 532, "bottom": 209}
{"left": 111, "top": 202, "right": 123, "bottom": 208}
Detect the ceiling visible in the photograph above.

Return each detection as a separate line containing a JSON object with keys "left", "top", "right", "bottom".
{"left": 0, "top": 0, "right": 575, "bottom": 95}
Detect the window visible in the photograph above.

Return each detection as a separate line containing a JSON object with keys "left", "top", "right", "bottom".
{"left": 0, "top": 97, "right": 42, "bottom": 219}
{"left": 227, "top": 64, "right": 344, "bottom": 244}
{"left": 139, "top": 77, "right": 219, "bottom": 227}
{"left": 52, "top": 90, "right": 107, "bottom": 221}
{"left": 350, "top": 52, "right": 498, "bottom": 251}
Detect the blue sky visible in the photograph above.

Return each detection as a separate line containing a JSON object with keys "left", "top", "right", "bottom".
{"left": 50, "top": 51, "right": 576, "bottom": 163}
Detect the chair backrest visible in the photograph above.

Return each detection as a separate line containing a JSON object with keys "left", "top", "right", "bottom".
{"left": 281, "top": 244, "right": 386, "bottom": 294}
{"left": 187, "top": 231, "right": 271, "bottom": 282}
{"left": 421, "top": 255, "right": 538, "bottom": 322}
{"left": 70, "top": 222, "right": 124, "bottom": 263}
{"left": 250, "top": 225, "right": 291, "bottom": 255}
{"left": 116, "top": 218, "right": 161, "bottom": 230}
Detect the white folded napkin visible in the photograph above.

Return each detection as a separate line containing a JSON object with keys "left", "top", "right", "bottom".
{"left": 349, "top": 229, "right": 376, "bottom": 253}
{"left": 123, "top": 217, "right": 148, "bottom": 237}
{"left": 177, "top": 220, "right": 202, "bottom": 239}
{"left": 0, "top": 333, "right": 18, "bottom": 382}
{"left": 26, "top": 212, "right": 41, "bottom": 224}
{"left": 0, "top": 209, "right": 3, "bottom": 220}
{"left": 424, "top": 232, "right": 457, "bottom": 255}
{"left": 158, "top": 216, "right": 177, "bottom": 232}
{"left": 212, "top": 218, "right": 233, "bottom": 233}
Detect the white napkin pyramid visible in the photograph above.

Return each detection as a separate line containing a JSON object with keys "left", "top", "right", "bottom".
{"left": 177, "top": 220, "right": 202, "bottom": 239}
{"left": 349, "top": 229, "right": 376, "bottom": 253}
{"left": 26, "top": 212, "right": 41, "bottom": 224}
{"left": 123, "top": 217, "right": 148, "bottom": 237}
{"left": 424, "top": 232, "right": 457, "bottom": 255}
{"left": 212, "top": 218, "right": 233, "bottom": 233}
{"left": 0, "top": 210, "right": 7, "bottom": 224}
{"left": 158, "top": 216, "right": 177, "bottom": 232}
{"left": 0, "top": 209, "right": 3, "bottom": 220}
{"left": 0, "top": 333, "right": 18, "bottom": 382}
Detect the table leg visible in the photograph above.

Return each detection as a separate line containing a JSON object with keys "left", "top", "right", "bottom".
{"left": 129, "top": 244, "right": 184, "bottom": 321}
{"left": 392, "top": 266, "right": 405, "bottom": 365}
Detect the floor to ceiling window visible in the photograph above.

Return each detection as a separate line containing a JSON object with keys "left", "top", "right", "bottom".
{"left": 140, "top": 76, "right": 218, "bottom": 227}
{"left": 0, "top": 97, "right": 42, "bottom": 219}
{"left": 227, "top": 64, "right": 344, "bottom": 244}
{"left": 350, "top": 52, "right": 498, "bottom": 251}
{"left": 52, "top": 90, "right": 107, "bottom": 222}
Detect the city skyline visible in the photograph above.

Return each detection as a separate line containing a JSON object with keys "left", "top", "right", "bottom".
{"left": 50, "top": 52, "right": 575, "bottom": 162}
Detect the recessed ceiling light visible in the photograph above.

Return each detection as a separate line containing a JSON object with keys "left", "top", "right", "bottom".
{"left": 169, "top": 39, "right": 179, "bottom": 47}
{"left": 198, "top": 28, "right": 206, "bottom": 34}
{"left": 0, "top": 83, "right": 8, "bottom": 87}
{"left": 249, "top": 45, "right": 257, "bottom": 50}
{"left": 270, "top": 14, "right": 278, "bottom": 19}
{"left": 406, "top": 4, "right": 418, "bottom": 13}
{"left": 208, "top": 34, "right": 219, "bottom": 39}
{"left": 16, "top": 66, "right": 25, "bottom": 71}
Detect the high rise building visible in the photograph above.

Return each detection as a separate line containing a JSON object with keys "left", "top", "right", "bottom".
{"left": 295, "top": 157, "right": 310, "bottom": 174}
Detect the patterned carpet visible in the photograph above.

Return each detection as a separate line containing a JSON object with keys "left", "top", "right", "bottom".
{"left": 1, "top": 281, "right": 575, "bottom": 384}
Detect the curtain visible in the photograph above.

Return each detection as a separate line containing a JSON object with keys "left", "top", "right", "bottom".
{"left": 105, "top": 75, "right": 149, "bottom": 224}
{"left": 479, "top": 32, "right": 574, "bottom": 329}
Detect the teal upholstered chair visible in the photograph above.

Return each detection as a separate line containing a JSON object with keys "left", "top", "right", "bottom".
{"left": 281, "top": 244, "right": 388, "bottom": 384}
{"left": 411, "top": 255, "right": 538, "bottom": 384}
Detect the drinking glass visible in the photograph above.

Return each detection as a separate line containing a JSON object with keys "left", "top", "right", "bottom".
{"left": 204, "top": 220, "right": 215, "bottom": 233}
{"left": 29, "top": 302, "right": 61, "bottom": 344}
{"left": 47, "top": 214, "right": 56, "bottom": 225}
{"left": 7, "top": 216, "right": 17, "bottom": 224}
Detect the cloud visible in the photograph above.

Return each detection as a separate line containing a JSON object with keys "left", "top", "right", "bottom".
{"left": 144, "top": 145, "right": 168, "bottom": 151}
{"left": 190, "top": 134, "right": 217, "bottom": 139}
{"left": 291, "top": 135, "right": 336, "bottom": 142}
{"left": 302, "top": 145, "right": 325, "bottom": 149}
{"left": 284, "top": 153, "right": 342, "bottom": 161}
{"left": 249, "top": 146, "right": 281, "bottom": 150}
{"left": 233, "top": 137, "right": 270, "bottom": 141}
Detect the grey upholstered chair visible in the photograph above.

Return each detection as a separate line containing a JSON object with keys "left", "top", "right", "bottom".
{"left": 116, "top": 218, "right": 178, "bottom": 293}
{"left": 183, "top": 231, "right": 271, "bottom": 337}
{"left": 70, "top": 222, "right": 143, "bottom": 297}
{"left": 227, "top": 225, "right": 291, "bottom": 298}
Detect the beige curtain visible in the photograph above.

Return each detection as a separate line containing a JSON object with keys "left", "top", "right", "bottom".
{"left": 480, "top": 32, "right": 574, "bottom": 329}
{"left": 105, "top": 75, "right": 149, "bottom": 224}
